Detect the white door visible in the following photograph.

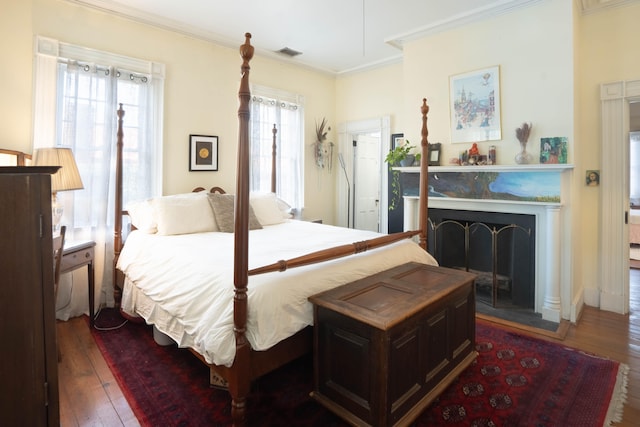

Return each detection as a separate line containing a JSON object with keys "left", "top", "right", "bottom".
{"left": 354, "top": 134, "right": 381, "bottom": 232}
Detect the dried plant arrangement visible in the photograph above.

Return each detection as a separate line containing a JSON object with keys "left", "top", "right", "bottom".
{"left": 515, "top": 122, "right": 533, "bottom": 164}
{"left": 516, "top": 122, "right": 532, "bottom": 144}
{"left": 313, "top": 117, "right": 333, "bottom": 171}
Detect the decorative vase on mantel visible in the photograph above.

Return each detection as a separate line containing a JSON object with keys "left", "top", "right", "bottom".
{"left": 399, "top": 154, "right": 415, "bottom": 167}
{"left": 514, "top": 122, "right": 533, "bottom": 164}
{"left": 515, "top": 142, "right": 533, "bottom": 164}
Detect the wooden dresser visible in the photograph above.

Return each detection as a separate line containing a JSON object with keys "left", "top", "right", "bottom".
{"left": 309, "top": 262, "right": 477, "bottom": 427}
{"left": 0, "top": 166, "right": 60, "bottom": 426}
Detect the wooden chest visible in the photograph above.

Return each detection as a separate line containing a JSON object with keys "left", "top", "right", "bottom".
{"left": 309, "top": 262, "right": 477, "bottom": 427}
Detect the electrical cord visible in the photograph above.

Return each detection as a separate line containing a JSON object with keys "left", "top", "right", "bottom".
{"left": 91, "top": 306, "right": 129, "bottom": 331}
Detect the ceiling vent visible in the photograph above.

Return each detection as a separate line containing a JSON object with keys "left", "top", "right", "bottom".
{"left": 277, "top": 47, "right": 302, "bottom": 57}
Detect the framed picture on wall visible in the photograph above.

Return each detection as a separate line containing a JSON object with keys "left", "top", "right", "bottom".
{"left": 189, "top": 134, "right": 218, "bottom": 171}
{"left": 428, "top": 142, "right": 441, "bottom": 166}
{"left": 586, "top": 170, "right": 600, "bottom": 186}
{"left": 391, "top": 133, "right": 405, "bottom": 150}
{"left": 449, "top": 65, "right": 502, "bottom": 143}
{"left": 540, "top": 137, "right": 568, "bottom": 164}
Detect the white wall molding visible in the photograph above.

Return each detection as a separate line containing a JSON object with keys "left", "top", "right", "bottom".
{"left": 598, "top": 80, "right": 640, "bottom": 315}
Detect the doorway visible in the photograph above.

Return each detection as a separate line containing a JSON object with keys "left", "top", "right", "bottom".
{"left": 353, "top": 134, "right": 381, "bottom": 231}
{"left": 336, "top": 117, "right": 391, "bottom": 232}
{"left": 600, "top": 80, "right": 640, "bottom": 315}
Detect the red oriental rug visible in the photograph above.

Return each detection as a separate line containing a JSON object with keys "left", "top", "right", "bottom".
{"left": 91, "top": 309, "right": 628, "bottom": 426}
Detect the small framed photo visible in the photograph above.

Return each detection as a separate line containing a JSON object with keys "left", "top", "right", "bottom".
{"left": 428, "top": 142, "right": 441, "bottom": 166}
{"left": 391, "top": 133, "right": 405, "bottom": 150}
{"left": 586, "top": 170, "right": 600, "bottom": 186}
{"left": 189, "top": 134, "right": 218, "bottom": 171}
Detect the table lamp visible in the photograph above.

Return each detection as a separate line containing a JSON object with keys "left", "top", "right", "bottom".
{"left": 32, "top": 147, "right": 84, "bottom": 233}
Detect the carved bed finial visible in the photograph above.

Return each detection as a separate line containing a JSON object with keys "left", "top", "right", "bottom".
{"left": 240, "top": 33, "right": 254, "bottom": 65}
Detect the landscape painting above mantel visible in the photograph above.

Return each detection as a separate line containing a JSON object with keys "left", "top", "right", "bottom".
{"left": 403, "top": 170, "right": 562, "bottom": 203}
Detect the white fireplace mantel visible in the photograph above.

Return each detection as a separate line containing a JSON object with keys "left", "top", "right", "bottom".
{"left": 401, "top": 164, "right": 574, "bottom": 322}
{"left": 394, "top": 164, "right": 574, "bottom": 173}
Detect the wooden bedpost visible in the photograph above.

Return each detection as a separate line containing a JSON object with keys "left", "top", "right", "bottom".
{"left": 113, "top": 103, "right": 125, "bottom": 306}
{"left": 418, "top": 98, "right": 429, "bottom": 250}
{"left": 230, "top": 32, "right": 254, "bottom": 427}
{"left": 271, "top": 124, "right": 277, "bottom": 193}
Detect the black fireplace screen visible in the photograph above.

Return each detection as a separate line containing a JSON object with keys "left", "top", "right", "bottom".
{"left": 427, "top": 209, "right": 535, "bottom": 309}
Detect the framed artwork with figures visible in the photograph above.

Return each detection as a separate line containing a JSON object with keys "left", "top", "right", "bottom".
{"left": 189, "top": 134, "right": 218, "bottom": 171}
{"left": 540, "top": 137, "right": 568, "bottom": 164}
{"left": 449, "top": 66, "right": 502, "bottom": 143}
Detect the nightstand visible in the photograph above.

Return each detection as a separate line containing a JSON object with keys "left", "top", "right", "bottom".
{"left": 60, "top": 240, "right": 96, "bottom": 329}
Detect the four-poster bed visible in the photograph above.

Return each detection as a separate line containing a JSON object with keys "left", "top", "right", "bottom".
{"left": 112, "top": 33, "right": 460, "bottom": 426}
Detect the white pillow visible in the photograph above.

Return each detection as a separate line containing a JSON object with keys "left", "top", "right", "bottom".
{"left": 250, "top": 192, "right": 287, "bottom": 225}
{"left": 154, "top": 192, "right": 218, "bottom": 235}
{"left": 275, "top": 197, "right": 293, "bottom": 219}
{"left": 126, "top": 199, "right": 157, "bottom": 234}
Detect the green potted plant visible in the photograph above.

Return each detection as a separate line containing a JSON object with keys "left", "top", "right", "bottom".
{"left": 385, "top": 142, "right": 419, "bottom": 167}
{"left": 385, "top": 142, "right": 420, "bottom": 210}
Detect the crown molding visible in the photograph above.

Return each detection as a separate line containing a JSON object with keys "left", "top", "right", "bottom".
{"left": 66, "top": 0, "right": 551, "bottom": 76}
{"left": 579, "top": 0, "right": 638, "bottom": 15}
{"left": 385, "top": 0, "right": 543, "bottom": 50}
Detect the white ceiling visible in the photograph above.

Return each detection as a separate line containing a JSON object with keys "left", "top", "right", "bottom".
{"left": 66, "top": 0, "right": 634, "bottom": 74}
{"left": 67, "top": 0, "right": 548, "bottom": 75}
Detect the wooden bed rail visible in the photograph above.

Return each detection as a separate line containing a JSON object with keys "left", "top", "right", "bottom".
{"left": 249, "top": 230, "right": 420, "bottom": 275}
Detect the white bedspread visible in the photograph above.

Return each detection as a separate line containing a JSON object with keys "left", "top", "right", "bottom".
{"left": 117, "top": 220, "right": 437, "bottom": 366}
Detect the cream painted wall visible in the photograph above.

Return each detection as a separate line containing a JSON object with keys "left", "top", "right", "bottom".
{"left": 5, "top": 0, "right": 336, "bottom": 223}
{"left": 402, "top": 1, "right": 574, "bottom": 165}
{"left": 577, "top": 2, "right": 640, "bottom": 304}
{"left": 336, "top": 63, "right": 404, "bottom": 132}
{"left": 0, "top": 1, "right": 33, "bottom": 152}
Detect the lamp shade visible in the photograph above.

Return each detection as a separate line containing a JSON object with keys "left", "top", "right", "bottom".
{"left": 32, "top": 147, "right": 84, "bottom": 192}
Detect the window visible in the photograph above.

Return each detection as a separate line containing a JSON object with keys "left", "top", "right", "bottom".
{"left": 33, "top": 36, "right": 164, "bottom": 313}
{"left": 250, "top": 85, "right": 304, "bottom": 210}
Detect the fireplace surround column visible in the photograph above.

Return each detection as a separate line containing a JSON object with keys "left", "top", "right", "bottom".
{"left": 542, "top": 205, "right": 561, "bottom": 322}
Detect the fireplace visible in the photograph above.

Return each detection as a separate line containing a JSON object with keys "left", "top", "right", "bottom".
{"left": 427, "top": 208, "right": 535, "bottom": 310}
{"left": 398, "top": 164, "right": 573, "bottom": 322}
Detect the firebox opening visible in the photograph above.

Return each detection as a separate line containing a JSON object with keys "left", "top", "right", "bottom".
{"left": 427, "top": 209, "right": 536, "bottom": 311}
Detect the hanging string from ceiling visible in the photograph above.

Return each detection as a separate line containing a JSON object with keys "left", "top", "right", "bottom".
{"left": 362, "top": 0, "right": 366, "bottom": 56}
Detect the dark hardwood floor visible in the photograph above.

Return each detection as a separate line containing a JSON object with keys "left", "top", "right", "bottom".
{"left": 57, "top": 270, "right": 640, "bottom": 426}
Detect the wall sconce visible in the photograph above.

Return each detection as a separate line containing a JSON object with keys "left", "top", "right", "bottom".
{"left": 32, "top": 147, "right": 84, "bottom": 233}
